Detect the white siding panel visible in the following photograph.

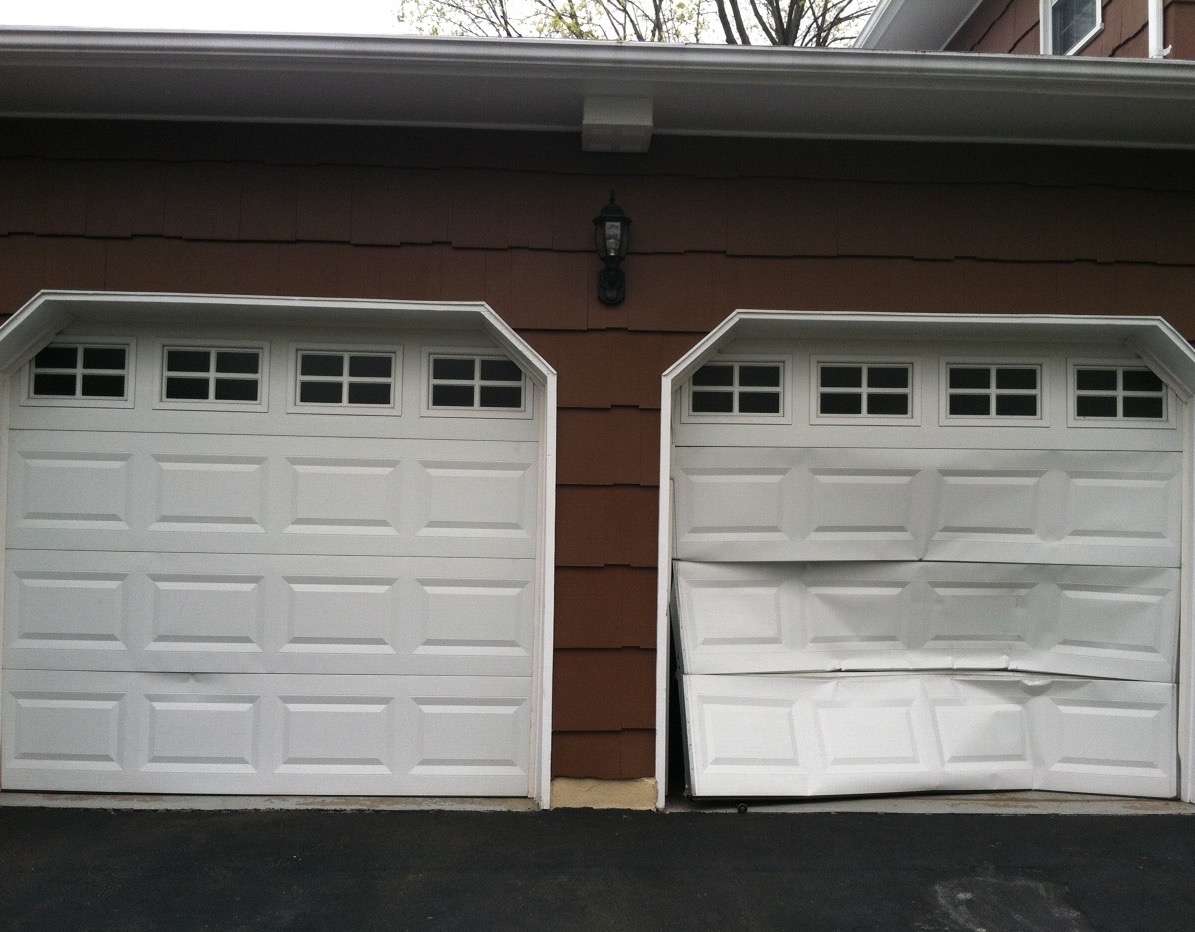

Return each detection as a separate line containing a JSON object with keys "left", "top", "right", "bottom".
{"left": 4, "top": 551, "right": 535, "bottom": 676}
{"left": 673, "top": 561, "right": 1178, "bottom": 682}
{"left": 7, "top": 431, "right": 538, "bottom": 558}
{"left": 2, "top": 669, "right": 531, "bottom": 795}
{"left": 672, "top": 447, "right": 1181, "bottom": 566}
{"left": 681, "top": 673, "right": 1175, "bottom": 799}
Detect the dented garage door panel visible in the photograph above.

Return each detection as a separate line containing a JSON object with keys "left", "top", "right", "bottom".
{"left": 7, "top": 431, "right": 539, "bottom": 559}
{"left": 673, "top": 561, "right": 1178, "bottom": 682}
{"left": 672, "top": 447, "right": 1181, "bottom": 567}
{"left": 4, "top": 551, "right": 536, "bottom": 677}
{"left": 2, "top": 669, "right": 532, "bottom": 795}
{"left": 681, "top": 673, "right": 1177, "bottom": 799}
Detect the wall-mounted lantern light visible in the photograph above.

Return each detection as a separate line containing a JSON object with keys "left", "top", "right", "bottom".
{"left": 594, "top": 192, "right": 631, "bottom": 306}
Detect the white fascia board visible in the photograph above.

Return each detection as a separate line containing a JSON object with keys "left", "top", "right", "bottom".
{"left": 6, "top": 29, "right": 1195, "bottom": 151}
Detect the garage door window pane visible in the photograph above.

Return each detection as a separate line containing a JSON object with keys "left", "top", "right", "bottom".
{"left": 432, "top": 383, "right": 475, "bottom": 407}
{"left": 949, "top": 367, "right": 989, "bottom": 390}
{"left": 214, "top": 378, "right": 260, "bottom": 402}
{"left": 164, "top": 347, "right": 262, "bottom": 403}
{"left": 480, "top": 385, "right": 524, "bottom": 409}
{"left": 996, "top": 394, "right": 1037, "bottom": 417}
{"left": 867, "top": 393, "right": 908, "bottom": 416}
{"left": 30, "top": 342, "right": 129, "bottom": 402}
{"left": 83, "top": 347, "right": 128, "bottom": 371}
{"left": 430, "top": 354, "right": 525, "bottom": 412}
{"left": 819, "top": 392, "right": 862, "bottom": 415}
{"left": 166, "top": 350, "right": 209, "bottom": 373}
{"left": 34, "top": 345, "right": 77, "bottom": 370}
{"left": 165, "top": 377, "right": 209, "bottom": 400}
{"left": 693, "top": 364, "right": 734, "bottom": 387}
{"left": 300, "top": 354, "right": 344, "bottom": 377}
{"left": 432, "top": 357, "right": 474, "bottom": 381}
{"left": 691, "top": 390, "right": 734, "bottom": 413}
{"left": 216, "top": 351, "right": 260, "bottom": 375}
{"left": 949, "top": 394, "right": 990, "bottom": 416}
{"left": 300, "top": 380, "right": 343, "bottom": 404}
{"left": 32, "top": 372, "right": 78, "bottom": 396}
{"left": 347, "top": 382, "right": 392, "bottom": 406}
{"left": 820, "top": 366, "right": 862, "bottom": 389}
{"left": 480, "top": 359, "right": 522, "bottom": 382}
{"left": 738, "top": 391, "right": 781, "bottom": 414}
{"left": 349, "top": 355, "right": 393, "bottom": 379}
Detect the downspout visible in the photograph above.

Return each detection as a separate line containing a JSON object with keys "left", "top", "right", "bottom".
{"left": 1150, "top": 0, "right": 1171, "bottom": 58}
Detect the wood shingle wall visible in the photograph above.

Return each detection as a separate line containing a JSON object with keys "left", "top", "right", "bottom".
{"left": 4, "top": 119, "right": 1195, "bottom": 777}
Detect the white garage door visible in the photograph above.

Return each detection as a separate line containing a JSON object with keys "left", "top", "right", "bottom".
{"left": 2, "top": 321, "right": 543, "bottom": 795}
{"left": 671, "top": 340, "right": 1180, "bottom": 799}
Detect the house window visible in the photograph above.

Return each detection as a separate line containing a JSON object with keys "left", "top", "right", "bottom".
{"left": 1074, "top": 365, "right": 1167, "bottom": 421}
{"left": 163, "top": 346, "right": 262, "bottom": 403}
{"left": 29, "top": 343, "right": 129, "bottom": 401}
{"left": 296, "top": 350, "right": 396, "bottom": 407}
{"left": 817, "top": 362, "right": 912, "bottom": 417}
{"left": 430, "top": 355, "right": 525, "bottom": 410}
{"left": 689, "top": 362, "right": 783, "bottom": 416}
{"left": 1046, "top": 0, "right": 1101, "bottom": 54}
{"left": 946, "top": 364, "right": 1041, "bottom": 419}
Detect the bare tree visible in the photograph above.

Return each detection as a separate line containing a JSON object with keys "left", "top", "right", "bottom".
{"left": 713, "top": 0, "right": 870, "bottom": 45}
{"left": 403, "top": 0, "right": 871, "bottom": 45}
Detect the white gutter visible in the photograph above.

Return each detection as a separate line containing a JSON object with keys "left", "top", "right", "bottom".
{"left": 4, "top": 29, "right": 1195, "bottom": 149}
{"left": 0, "top": 27, "right": 1192, "bottom": 91}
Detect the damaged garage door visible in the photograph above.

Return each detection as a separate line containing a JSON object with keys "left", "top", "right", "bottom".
{"left": 672, "top": 342, "right": 1181, "bottom": 800}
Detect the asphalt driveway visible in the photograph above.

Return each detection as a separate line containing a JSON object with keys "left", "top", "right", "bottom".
{"left": 1, "top": 807, "right": 1193, "bottom": 931}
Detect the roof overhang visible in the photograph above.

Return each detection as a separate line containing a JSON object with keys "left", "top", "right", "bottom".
{"left": 0, "top": 291, "right": 556, "bottom": 383}
{"left": 663, "top": 311, "right": 1195, "bottom": 401}
{"left": 4, "top": 29, "right": 1195, "bottom": 149}
{"left": 856, "top": 0, "right": 981, "bottom": 51}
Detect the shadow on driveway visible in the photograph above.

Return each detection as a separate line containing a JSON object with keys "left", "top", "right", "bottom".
{"left": 1, "top": 808, "right": 1193, "bottom": 930}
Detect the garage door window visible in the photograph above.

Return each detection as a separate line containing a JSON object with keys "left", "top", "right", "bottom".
{"left": 429, "top": 354, "right": 526, "bottom": 413}
{"left": 944, "top": 363, "right": 1042, "bottom": 422}
{"left": 814, "top": 360, "right": 915, "bottom": 422}
{"left": 293, "top": 348, "right": 399, "bottom": 413}
{"left": 162, "top": 346, "right": 264, "bottom": 406}
{"left": 1072, "top": 363, "right": 1170, "bottom": 424}
{"left": 26, "top": 342, "right": 132, "bottom": 407}
{"left": 688, "top": 362, "right": 784, "bottom": 417}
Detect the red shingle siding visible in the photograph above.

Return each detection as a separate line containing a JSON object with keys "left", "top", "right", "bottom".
{"left": 5, "top": 120, "right": 1195, "bottom": 779}
{"left": 948, "top": 0, "right": 1169, "bottom": 57}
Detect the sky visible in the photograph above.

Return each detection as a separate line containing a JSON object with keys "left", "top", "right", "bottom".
{"left": 0, "top": 0, "right": 414, "bottom": 34}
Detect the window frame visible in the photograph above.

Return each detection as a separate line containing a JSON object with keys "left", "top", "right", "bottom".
{"left": 809, "top": 356, "right": 919, "bottom": 426}
{"left": 681, "top": 355, "right": 790, "bottom": 425}
{"left": 1067, "top": 358, "right": 1175, "bottom": 429}
{"left": 22, "top": 337, "right": 136, "bottom": 409}
{"left": 421, "top": 346, "right": 533, "bottom": 420}
{"left": 938, "top": 358, "right": 1049, "bottom": 427}
{"left": 154, "top": 339, "right": 270, "bottom": 413}
{"left": 286, "top": 342, "right": 403, "bottom": 416}
{"left": 1041, "top": 0, "right": 1103, "bottom": 56}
